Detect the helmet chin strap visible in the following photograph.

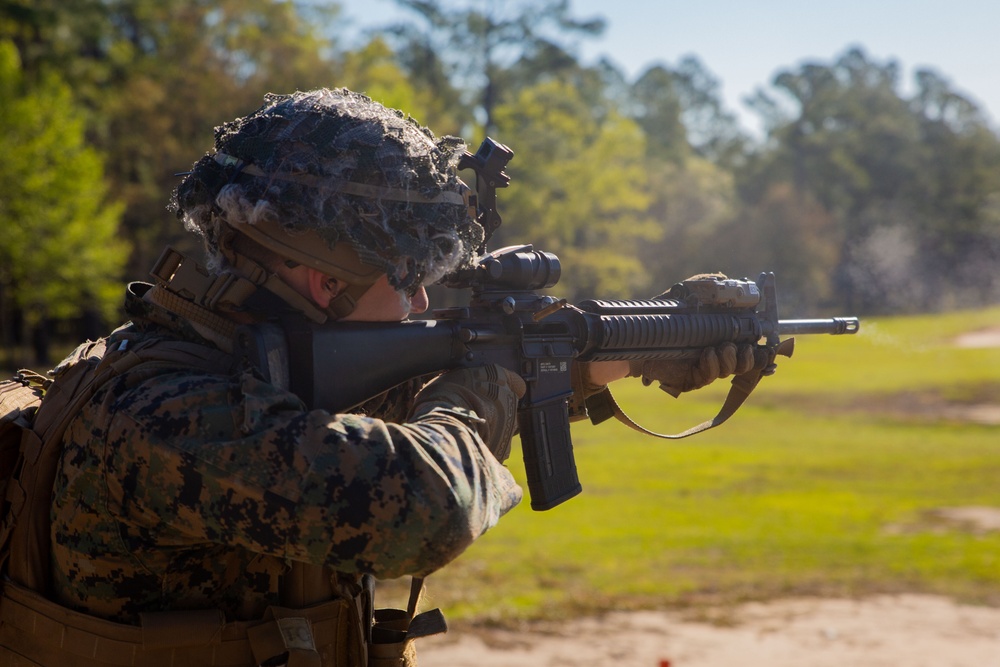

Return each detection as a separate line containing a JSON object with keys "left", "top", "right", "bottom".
{"left": 219, "top": 221, "right": 383, "bottom": 321}
{"left": 325, "top": 280, "right": 376, "bottom": 320}
{"left": 220, "top": 220, "right": 383, "bottom": 323}
{"left": 222, "top": 245, "right": 330, "bottom": 323}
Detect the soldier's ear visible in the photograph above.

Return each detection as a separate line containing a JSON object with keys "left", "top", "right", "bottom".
{"left": 306, "top": 268, "right": 341, "bottom": 307}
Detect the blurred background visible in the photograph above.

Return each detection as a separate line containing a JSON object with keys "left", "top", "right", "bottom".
{"left": 1, "top": 0, "right": 998, "bottom": 364}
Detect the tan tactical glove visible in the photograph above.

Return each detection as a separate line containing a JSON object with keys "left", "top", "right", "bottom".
{"left": 411, "top": 364, "right": 527, "bottom": 462}
{"left": 629, "top": 272, "right": 773, "bottom": 397}
{"left": 628, "top": 342, "right": 765, "bottom": 397}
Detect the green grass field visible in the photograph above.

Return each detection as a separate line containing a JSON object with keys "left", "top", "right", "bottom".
{"left": 398, "top": 306, "right": 1000, "bottom": 623}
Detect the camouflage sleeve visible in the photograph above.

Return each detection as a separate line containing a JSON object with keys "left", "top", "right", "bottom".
{"left": 101, "top": 369, "right": 521, "bottom": 579}
{"left": 351, "top": 376, "right": 431, "bottom": 423}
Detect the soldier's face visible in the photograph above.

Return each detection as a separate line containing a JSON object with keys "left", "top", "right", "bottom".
{"left": 342, "top": 275, "right": 428, "bottom": 322}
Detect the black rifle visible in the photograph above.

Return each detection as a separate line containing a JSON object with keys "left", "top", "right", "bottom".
{"left": 235, "top": 139, "right": 859, "bottom": 511}
{"left": 235, "top": 244, "right": 858, "bottom": 511}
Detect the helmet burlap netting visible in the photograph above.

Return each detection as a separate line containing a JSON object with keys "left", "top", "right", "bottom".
{"left": 171, "top": 88, "right": 484, "bottom": 293}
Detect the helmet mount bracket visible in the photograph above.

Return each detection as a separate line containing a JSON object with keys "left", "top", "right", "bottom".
{"left": 458, "top": 138, "right": 514, "bottom": 253}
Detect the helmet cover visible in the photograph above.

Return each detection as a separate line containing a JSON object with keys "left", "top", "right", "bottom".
{"left": 172, "top": 88, "right": 484, "bottom": 292}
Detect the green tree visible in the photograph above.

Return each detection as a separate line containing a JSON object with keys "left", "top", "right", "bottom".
{"left": 0, "top": 0, "right": 116, "bottom": 106}
{"left": 0, "top": 40, "right": 128, "bottom": 364}
{"left": 670, "top": 55, "right": 749, "bottom": 167}
{"left": 2, "top": 1, "right": 407, "bottom": 278}
{"left": 743, "top": 47, "right": 1000, "bottom": 312}
{"left": 337, "top": 36, "right": 466, "bottom": 135}
{"left": 908, "top": 68, "right": 1000, "bottom": 305}
{"left": 627, "top": 64, "right": 688, "bottom": 163}
{"left": 637, "top": 155, "right": 739, "bottom": 290}
{"left": 492, "top": 80, "right": 657, "bottom": 299}
{"left": 720, "top": 183, "right": 839, "bottom": 314}
{"left": 378, "top": 15, "right": 471, "bottom": 132}
{"left": 92, "top": 0, "right": 349, "bottom": 276}
{"left": 616, "top": 56, "right": 748, "bottom": 168}
{"left": 384, "top": 0, "right": 605, "bottom": 134}
{"left": 746, "top": 49, "right": 923, "bottom": 221}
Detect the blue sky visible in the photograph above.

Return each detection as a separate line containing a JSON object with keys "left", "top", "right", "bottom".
{"left": 331, "top": 0, "right": 1000, "bottom": 136}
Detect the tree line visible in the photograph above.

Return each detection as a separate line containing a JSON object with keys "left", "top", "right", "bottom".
{"left": 2, "top": 0, "right": 999, "bottom": 364}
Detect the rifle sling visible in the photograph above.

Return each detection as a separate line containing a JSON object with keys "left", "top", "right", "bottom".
{"left": 586, "top": 368, "right": 767, "bottom": 440}
{"left": 587, "top": 338, "right": 794, "bottom": 439}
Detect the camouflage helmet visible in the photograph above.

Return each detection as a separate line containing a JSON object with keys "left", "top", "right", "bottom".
{"left": 172, "top": 88, "right": 483, "bottom": 307}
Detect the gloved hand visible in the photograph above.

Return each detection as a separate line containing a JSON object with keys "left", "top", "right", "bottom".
{"left": 411, "top": 364, "right": 526, "bottom": 462}
{"left": 628, "top": 342, "right": 766, "bottom": 397}
{"left": 630, "top": 272, "right": 777, "bottom": 397}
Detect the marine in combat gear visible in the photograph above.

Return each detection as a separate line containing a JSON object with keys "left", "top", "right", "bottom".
{"left": 0, "top": 88, "right": 753, "bottom": 667}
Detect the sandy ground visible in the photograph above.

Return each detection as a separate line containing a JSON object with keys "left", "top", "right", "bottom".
{"left": 418, "top": 325, "right": 1000, "bottom": 666}
{"left": 418, "top": 595, "right": 1000, "bottom": 666}
{"left": 418, "top": 510, "right": 1000, "bottom": 667}
{"left": 954, "top": 327, "right": 1000, "bottom": 349}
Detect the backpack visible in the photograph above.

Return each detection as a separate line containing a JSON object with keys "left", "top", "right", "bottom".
{"left": 0, "top": 369, "right": 47, "bottom": 572}
{"left": 0, "top": 339, "right": 109, "bottom": 588}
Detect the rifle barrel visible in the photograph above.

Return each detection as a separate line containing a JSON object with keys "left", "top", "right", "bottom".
{"left": 778, "top": 317, "right": 860, "bottom": 335}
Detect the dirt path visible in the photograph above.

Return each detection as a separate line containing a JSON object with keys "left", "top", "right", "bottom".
{"left": 419, "top": 595, "right": 1000, "bottom": 666}
{"left": 954, "top": 326, "right": 1000, "bottom": 348}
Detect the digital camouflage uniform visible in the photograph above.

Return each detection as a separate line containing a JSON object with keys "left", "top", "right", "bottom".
{"left": 50, "top": 280, "right": 521, "bottom": 626}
